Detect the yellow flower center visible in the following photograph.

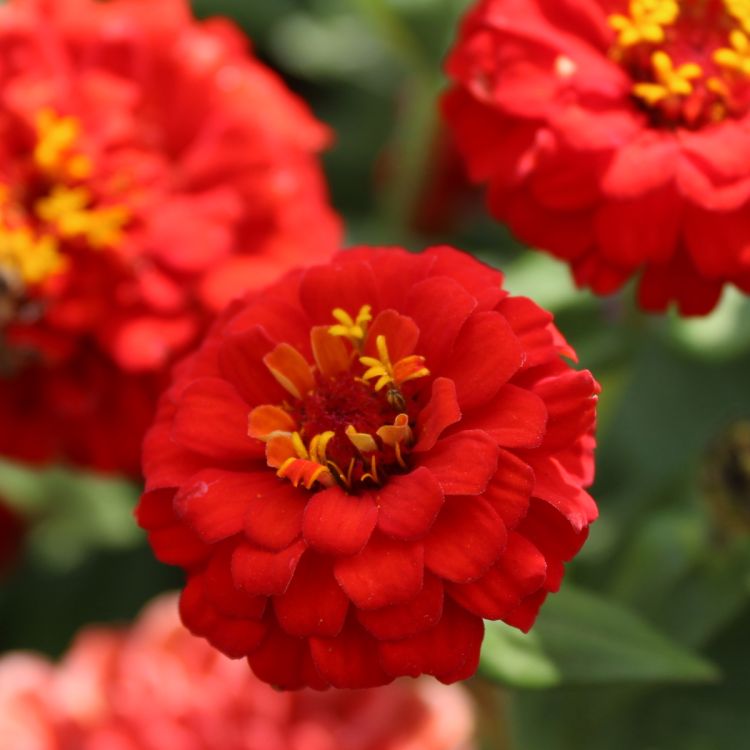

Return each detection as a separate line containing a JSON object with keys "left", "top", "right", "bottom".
{"left": 608, "top": 0, "right": 750, "bottom": 126}
{"left": 0, "top": 108, "right": 130, "bottom": 297}
{"left": 248, "top": 304, "right": 430, "bottom": 492}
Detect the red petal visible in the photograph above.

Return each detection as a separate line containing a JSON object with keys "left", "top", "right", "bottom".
{"left": 418, "top": 430, "right": 499, "bottom": 495}
{"left": 375, "top": 467, "right": 444, "bottom": 540}
{"left": 334, "top": 533, "right": 424, "bottom": 610}
{"left": 136, "top": 488, "right": 177, "bottom": 530}
{"left": 343, "top": 246, "right": 434, "bottom": 310}
{"left": 179, "top": 574, "right": 267, "bottom": 659}
{"left": 424, "top": 496, "right": 507, "bottom": 583}
{"left": 225, "top": 298, "right": 311, "bottom": 355}
{"left": 504, "top": 589, "right": 548, "bottom": 633}
{"left": 300, "top": 260, "right": 380, "bottom": 324}
{"left": 415, "top": 377, "right": 462, "bottom": 452}
{"left": 496, "top": 297, "right": 557, "bottom": 369}
{"left": 446, "top": 533, "right": 547, "bottom": 620}
{"left": 243, "top": 473, "right": 307, "bottom": 550}
{"left": 249, "top": 627, "right": 327, "bottom": 690}
{"left": 596, "top": 189, "right": 680, "bottom": 267}
{"left": 519, "top": 496, "right": 592, "bottom": 562}
{"left": 142, "top": 403, "right": 205, "bottom": 492}
{"left": 440, "top": 311, "right": 523, "bottom": 410}
{"left": 364, "top": 309, "right": 419, "bottom": 362}
{"left": 148, "top": 524, "right": 209, "bottom": 568}
{"left": 357, "top": 572, "right": 444, "bottom": 639}
{"left": 426, "top": 246, "right": 505, "bottom": 310}
{"left": 483, "top": 450, "right": 534, "bottom": 530}
{"left": 218, "top": 326, "right": 287, "bottom": 407}
{"left": 310, "top": 617, "right": 392, "bottom": 688}
{"left": 601, "top": 131, "right": 678, "bottom": 198}
{"left": 273, "top": 553, "right": 349, "bottom": 637}
{"left": 302, "top": 487, "right": 378, "bottom": 555}
{"left": 378, "top": 599, "right": 484, "bottom": 683}
{"left": 531, "top": 457, "right": 598, "bottom": 532}
{"left": 231, "top": 540, "right": 306, "bottom": 596}
{"left": 405, "top": 276, "right": 477, "bottom": 368}
{"left": 172, "top": 378, "right": 261, "bottom": 462}
{"left": 203, "top": 545, "right": 267, "bottom": 620}
{"left": 463, "top": 384, "right": 547, "bottom": 449}
{"left": 174, "top": 469, "right": 257, "bottom": 543}
{"left": 533, "top": 370, "right": 598, "bottom": 451}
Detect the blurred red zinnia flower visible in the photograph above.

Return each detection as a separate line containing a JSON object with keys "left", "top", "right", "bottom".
{"left": 137, "top": 246, "right": 599, "bottom": 689}
{"left": 443, "top": 0, "right": 750, "bottom": 315}
{"left": 0, "top": 0, "right": 340, "bottom": 474}
{"left": 0, "top": 594, "right": 476, "bottom": 750}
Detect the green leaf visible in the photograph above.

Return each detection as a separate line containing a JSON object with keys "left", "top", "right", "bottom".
{"left": 481, "top": 621, "right": 561, "bottom": 688}
{"left": 480, "top": 585, "right": 719, "bottom": 688}
{"left": 0, "top": 459, "right": 142, "bottom": 570}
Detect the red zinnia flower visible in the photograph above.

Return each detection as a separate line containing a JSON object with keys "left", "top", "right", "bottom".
{"left": 0, "top": 594, "right": 476, "bottom": 749}
{"left": 443, "top": 0, "right": 750, "bottom": 315}
{"left": 0, "top": 0, "right": 340, "bottom": 474}
{"left": 137, "top": 246, "right": 599, "bottom": 689}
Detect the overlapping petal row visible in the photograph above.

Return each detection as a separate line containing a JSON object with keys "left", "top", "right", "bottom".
{"left": 0, "top": 594, "right": 475, "bottom": 749}
{"left": 0, "top": 0, "right": 339, "bottom": 474}
{"left": 443, "top": 0, "right": 750, "bottom": 316}
{"left": 137, "top": 246, "right": 599, "bottom": 689}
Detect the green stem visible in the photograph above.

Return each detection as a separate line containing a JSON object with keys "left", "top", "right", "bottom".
{"left": 349, "top": 0, "right": 432, "bottom": 79}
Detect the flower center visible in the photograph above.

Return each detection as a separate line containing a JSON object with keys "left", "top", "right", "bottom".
{"left": 609, "top": 0, "right": 750, "bottom": 127}
{"left": 0, "top": 108, "right": 129, "bottom": 322}
{"left": 248, "top": 305, "right": 430, "bottom": 492}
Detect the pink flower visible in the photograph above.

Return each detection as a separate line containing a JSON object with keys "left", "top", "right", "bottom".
{"left": 0, "top": 594, "right": 476, "bottom": 750}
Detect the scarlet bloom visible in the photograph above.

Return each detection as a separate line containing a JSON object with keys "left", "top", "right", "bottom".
{"left": 137, "top": 246, "right": 599, "bottom": 689}
{"left": 0, "top": 0, "right": 339, "bottom": 474}
{"left": 443, "top": 0, "right": 750, "bottom": 315}
{"left": 0, "top": 594, "right": 475, "bottom": 750}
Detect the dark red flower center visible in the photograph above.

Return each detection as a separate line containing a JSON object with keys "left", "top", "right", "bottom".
{"left": 248, "top": 305, "right": 430, "bottom": 493}
{"left": 609, "top": 0, "right": 750, "bottom": 128}
{"left": 0, "top": 108, "right": 129, "bottom": 325}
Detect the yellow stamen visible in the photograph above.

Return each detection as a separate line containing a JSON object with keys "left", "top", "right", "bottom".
{"left": 345, "top": 426, "right": 378, "bottom": 454}
{"left": 34, "top": 109, "right": 93, "bottom": 181}
{"left": 632, "top": 51, "right": 703, "bottom": 105}
{"left": 309, "top": 431, "right": 336, "bottom": 465}
{"left": 726, "top": 0, "right": 750, "bottom": 35}
{"left": 609, "top": 0, "right": 679, "bottom": 49}
{"left": 0, "top": 223, "right": 67, "bottom": 286}
{"left": 377, "top": 413, "right": 413, "bottom": 469}
{"left": 714, "top": 29, "right": 750, "bottom": 76}
{"left": 329, "top": 304, "right": 372, "bottom": 348}
{"left": 359, "top": 335, "right": 430, "bottom": 392}
{"left": 35, "top": 186, "right": 129, "bottom": 249}
{"left": 360, "top": 455, "right": 380, "bottom": 485}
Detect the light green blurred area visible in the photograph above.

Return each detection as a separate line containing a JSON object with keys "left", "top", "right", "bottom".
{"left": 2, "top": 2, "right": 750, "bottom": 749}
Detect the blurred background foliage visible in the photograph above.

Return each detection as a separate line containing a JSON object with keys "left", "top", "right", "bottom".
{"left": 2, "top": 1, "right": 750, "bottom": 748}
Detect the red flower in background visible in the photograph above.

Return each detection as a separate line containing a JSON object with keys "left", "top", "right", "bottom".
{"left": 137, "top": 246, "right": 599, "bottom": 689}
{"left": 0, "top": 0, "right": 340, "bottom": 474}
{"left": 444, "top": 0, "right": 750, "bottom": 315}
{"left": 0, "top": 594, "right": 475, "bottom": 750}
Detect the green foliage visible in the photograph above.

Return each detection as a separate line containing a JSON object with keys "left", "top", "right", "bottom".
{"left": 481, "top": 586, "right": 718, "bottom": 688}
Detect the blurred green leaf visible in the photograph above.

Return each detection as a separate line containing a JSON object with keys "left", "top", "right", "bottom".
{"left": 481, "top": 623, "right": 561, "bottom": 688}
{"left": 481, "top": 585, "right": 718, "bottom": 688}
{"left": 668, "top": 287, "right": 750, "bottom": 361}
{"left": 0, "top": 459, "right": 141, "bottom": 570}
